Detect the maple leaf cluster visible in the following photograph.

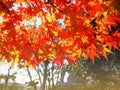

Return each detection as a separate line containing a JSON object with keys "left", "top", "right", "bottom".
{"left": 0, "top": 0, "right": 120, "bottom": 68}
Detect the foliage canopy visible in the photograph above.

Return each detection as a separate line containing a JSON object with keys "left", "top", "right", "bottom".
{"left": 0, "top": 0, "right": 120, "bottom": 68}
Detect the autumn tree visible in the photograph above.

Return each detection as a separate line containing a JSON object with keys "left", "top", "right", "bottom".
{"left": 0, "top": 0, "right": 120, "bottom": 89}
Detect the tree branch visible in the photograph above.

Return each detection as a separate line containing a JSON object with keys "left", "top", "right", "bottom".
{"left": 47, "top": 0, "right": 66, "bottom": 14}
{"left": 0, "top": 1, "right": 10, "bottom": 13}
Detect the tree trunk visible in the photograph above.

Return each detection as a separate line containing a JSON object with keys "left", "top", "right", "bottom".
{"left": 42, "top": 60, "right": 49, "bottom": 90}
{"left": 27, "top": 66, "right": 37, "bottom": 90}
{"left": 36, "top": 65, "right": 42, "bottom": 86}
{"left": 5, "top": 67, "right": 11, "bottom": 90}
{"left": 27, "top": 66, "right": 32, "bottom": 81}
{"left": 42, "top": 64, "right": 48, "bottom": 90}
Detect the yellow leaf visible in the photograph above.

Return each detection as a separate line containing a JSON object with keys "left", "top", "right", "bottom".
{"left": 48, "top": 54, "right": 55, "bottom": 57}
{"left": 15, "top": 55, "right": 19, "bottom": 63}
{"left": 81, "top": 36, "right": 88, "bottom": 43}
{"left": 10, "top": 50, "right": 19, "bottom": 55}
{"left": 103, "top": 45, "right": 113, "bottom": 54}
{"left": 29, "top": 17, "right": 34, "bottom": 24}
{"left": 76, "top": 49, "right": 82, "bottom": 54}
{"left": 39, "top": 49, "right": 43, "bottom": 54}
{"left": 11, "top": 58, "right": 15, "bottom": 67}
{"left": 16, "top": 0, "right": 25, "bottom": 3}
{"left": 46, "top": 13, "right": 52, "bottom": 22}
{"left": 2, "top": 56, "right": 6, "bottom": 63}
{"left": 53, "top": 31, "right": 58, "bottom": 37}
{"left": 72, "top": 53, "right": 77, "bottom": 57}
{"left": 103, "top": 11, "right": 107, "bottom": 17}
